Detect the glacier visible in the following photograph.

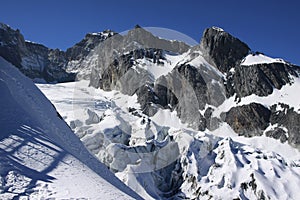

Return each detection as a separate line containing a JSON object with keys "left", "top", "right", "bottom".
{"left": 37, "top": 79, "right": 300, "bottom": 199}
{"left": 1, "top": 22, "right": 300, "bottom": 199}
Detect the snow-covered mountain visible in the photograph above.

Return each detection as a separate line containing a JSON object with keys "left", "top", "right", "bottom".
{"left": 0, "top": 57, "right": 141, "bottom": 199}
{"left": 85, "top": 25, "right": 300, "bottom": 148}
{"left": 0, "top": 22, "right": 119, "bottom": 83}
{"left": 37, "top": 79, "right": 300, "bottom": 199}
{"left": 1, "top": 22, "right": 300, "bottom": 199}
{"left": 0, "top": 23, "right": 188, "bottom": 83}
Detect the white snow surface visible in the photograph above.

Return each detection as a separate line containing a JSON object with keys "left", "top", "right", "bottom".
{"left": 212, "top": 26, "right": 224, "bottom": 32}
{"left": 241, "top": 53, "right": 286, "bottom": 66}
{"left": 0, "top": 57, "right": 140, "bottom": 199}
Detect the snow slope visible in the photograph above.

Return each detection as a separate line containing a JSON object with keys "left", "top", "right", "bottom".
{"left": 0, "top": 57, "right": 140, "bottom": 199}
{"left": 241, "top": 53, "right": 286, "bottom": 66}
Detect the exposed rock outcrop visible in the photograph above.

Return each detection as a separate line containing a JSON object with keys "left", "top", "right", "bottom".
{"left": 200, "top": 27, "right": 250, "bottom": 73}
{"left": 66, "top": 30, "right": 116, "bottom": 61}
{"left": 0, "top": 23, "right": 117, "bottom": 82}
{"left": 222, "top": 102, "right": 300, "bottom": 147}
{"left": 0, "top": 23, "right": 75, "bottom": 82}
{"left": 2, "top": 22, "right": 299, "bottom": 149}
{"left": 270, "top": 103, "right": 300, "bottom": 148}
{"left": 222, "top": 103, "right": 271, "bottom": 137}
{"left": 225, "top": 61, "right": 299, "bottom": 98}
{"left": 88, "top": 27, "right": 190, "bottom": 89}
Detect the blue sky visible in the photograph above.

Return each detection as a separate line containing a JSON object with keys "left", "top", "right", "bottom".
{"left": 1, "top": 0, "right": 299, "bottom": 65}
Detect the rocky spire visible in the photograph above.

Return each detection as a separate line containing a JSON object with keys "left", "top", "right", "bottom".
{"left": 134, "top": 24, "right": 142, "bottom": 29}
{"left": 200, "top": 27, "right": 250, "bottom": 73}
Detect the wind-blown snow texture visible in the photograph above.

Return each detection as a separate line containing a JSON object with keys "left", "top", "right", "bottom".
{"left": 0, "top": 57, "right": 140, "bottom": 199}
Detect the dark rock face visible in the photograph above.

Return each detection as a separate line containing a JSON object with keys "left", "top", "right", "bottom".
{"left": 0, "top": 24, "right": 24, "bottom": 68}
{"left": 197, "top": 27, "right": 300, "bottom": 129}
{"left": 153, "top": 62, "right": 225, "bottom": 131}
{"left": 89, "top": 47, "right": 183, "bottom": 118}
{"left": 222, "top": 103, "right": 271, "bottom": 137}
{"left": 97, "top": 53, "right": 134, "bottom": 92}
{"left": 46, "top": 48, "right": 75, "bottom": 82}
{"left": 135, "top": 84, "right": 158, "bottom": 116}
{"left": 0, "top": 23, "right": 116, "bottom": 82}
{"left": 160, "top": 64, "right": 209, "bottom": 130}
{"left": 176, "top": 64, "right": 208, "bottom": 109}
{"left": 225, "top": 65, "right": 273, "bottom": 98}
{"left": 154, "top": 83, "right": 178, "bottom": 109}
{"left": 65, "top": 30, "right": 118, "bottom": 80}
{"left": 265, "top": 127, "right": 288, "bottom": 143}
{"left": 204, "top": 107, "right": 221, "bottom": 131}
{"left": 0, "top": 23, "right": 75, "bottom": 82}
{"left": 95, "top": 48, "right": 162, "bottom": 94}
{"left": 200, "top": 27, "right": 250, "bottom": 73}
{"left": 270, "top": 104, "right": 300, "bottom": 147}
{"left": 66, "top": 30, "right": 116, "bottom": 61}
{"left": 225, "top": 62, "right": 297, "bottom": 99}
{"left": 223, "top": 102, "right": 300, "bottom": 147}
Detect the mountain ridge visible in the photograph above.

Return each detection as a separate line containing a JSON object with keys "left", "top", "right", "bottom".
{"left": 1, "top": 22, "right": 300, "bottom": 199}
{"left": 0, "top": 22, "right": 191, "bottom": 82}
{"left": 1, "top": 20, "right": 299, "bottom": 150}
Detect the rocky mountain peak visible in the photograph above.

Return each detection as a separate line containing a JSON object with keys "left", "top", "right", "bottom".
{"left": 0, "top": 22, "right": 11, "bottom": 31}
{"left": 0, "top": 23, "right": 27, "bottom": 68}
{"left": 200, "top": 27, "right": 250, "bottom": 73}
{"left": 134, "top": 24, "right": 142, "bottom": 29}
{"left": 2, "top": 21, "right": 300, "bottom": 200}
{"left": 0, "top": 22, "right": 76, "bottom": 82}
{"left": 66, "top": 30, "right": 117, "bottom": 61}
{"left": 86, "top": 29, "right": 117, "bottom": 39}
{"left": 211, "top": 26, "right": 224, "bottom": 32}
{"left": 124, "top": 25, "right": 190, "bottom": 54}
